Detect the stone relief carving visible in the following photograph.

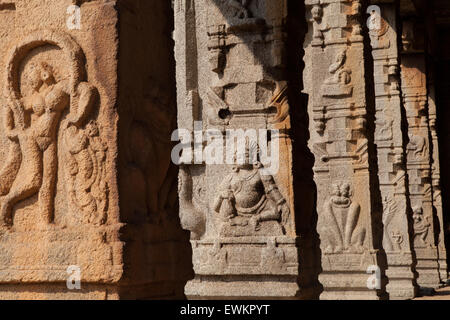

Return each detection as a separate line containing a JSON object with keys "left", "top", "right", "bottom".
{"left": 179, "top": 166, "right": 206, "bottom": 239}
{"left": 176, "top": 0, "right": 304, "bottom": 298}
{"left": 0, "top": 30, "right": 103, "bottom": 228}
{"left": 321, "top": 49, "right": 353, "bottom": 97}
{"left": 319, "top": 182, "right": 366, "bottom": 253}
{"left": 213, "top": 145, "right": 289, "bottom": 237}
{"left": 407, "top": 134, "right": 428, "bottom": 160}
{"left": 382, "top": 195, "right": 402, "bottom": 252}
{"left": 412, "top": 206, "right": 431, "bottom": 248}
{"left": 63, "top": 119, "right": 108, "bottom": 225}
{"left": 368, "top": 12, "right": 390, "bottom": 49}
{"left": 375, "top": 110, "right": 394, "bottom": 141}
{"left": 310, "top": 5, "right": 325, "bottom": 45}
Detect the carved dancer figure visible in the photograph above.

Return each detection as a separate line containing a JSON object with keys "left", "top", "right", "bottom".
{"left": 0, "top": 62, "right": 95, "bottom": 228}
{"left": 319, "top": 182, "right": 366, "bottom": 253}
{"left": 412, "top": 206, "right": 431, "bottom": 247}
{"left": 214, "top": 145, "right": 289, "bottom": 232}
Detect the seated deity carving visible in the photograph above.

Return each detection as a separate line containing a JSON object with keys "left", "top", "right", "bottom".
{"left": 213, "top": 146, "right": 289, "bottom": 237}
{"left": 319, "top": 182, "right": 366, "bottom": 253}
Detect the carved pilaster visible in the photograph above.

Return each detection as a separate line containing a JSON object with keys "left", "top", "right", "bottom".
{"left": 304, "top": 0, "right": 385, "bottom": 299}
{"left": 400, "top": 19, "right": 442, "bottom": 290}
{"left": 175, "top": 0, "right": 318, "bottom": 299}
{"left": 369, "top": 3, "right": 417, "bottom": 299}
{"left": 426, "top": 62, "right": 448, "bottom": 284}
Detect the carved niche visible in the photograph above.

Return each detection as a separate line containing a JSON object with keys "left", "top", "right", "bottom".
{"left": 0, "top": 30, "right": 107, "bottom": 228}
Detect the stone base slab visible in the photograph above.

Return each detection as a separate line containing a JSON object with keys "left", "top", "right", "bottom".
{"left": 185, "top": 275, "right": 301, "bottom": 299}
{"left": 192, "top": 237, "right": 299, "bottom": 276}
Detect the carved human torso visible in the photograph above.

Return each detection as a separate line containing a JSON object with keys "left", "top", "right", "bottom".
{"left": 23, "top": 84, "right": 70, "bottom": 151}
{"left": 230, "top": 169, "right": 265, "bottom": 212}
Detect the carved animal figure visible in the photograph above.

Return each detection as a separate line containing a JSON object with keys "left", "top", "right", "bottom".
{"left": 324, "top": 49, "right": 351, "bottom": 85}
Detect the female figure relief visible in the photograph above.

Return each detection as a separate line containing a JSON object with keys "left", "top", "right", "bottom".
{"left": 0, "top": 62, "right": 95, "bottom": 228}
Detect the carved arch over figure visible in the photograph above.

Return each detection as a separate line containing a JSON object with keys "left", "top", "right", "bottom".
{"left": 0, "top": 29, "right": 106, "bottom": 228}
{"left": 4, "top": 29, "right": 87, "bottom": 126}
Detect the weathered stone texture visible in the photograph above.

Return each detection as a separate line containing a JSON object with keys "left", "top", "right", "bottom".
{"left": 0, "top": 0, "right": 191, "bottom": 299}
{"left": 175, "top": 0, "right": 320, "bottom": 299}
{"left": 369, "top": 2, "right": 416, "bottom": 300}
{"left": 0, "top": 0, "right": 448, "bottom": 300}
{"left": 303, "top": 0, "right": 386, "bottom": 300}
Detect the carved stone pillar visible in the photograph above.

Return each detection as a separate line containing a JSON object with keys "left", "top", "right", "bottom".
{"left": 0, "top": 0, "right": 189, "bottom": 299}
{"left": 304, "top": 0, "right": 385, "bottom": 299}
{"left": 174, "top": 0, "right": 318, "bottom": 299}
{"left": 368, "top": 3, "right": 416, "bottom": 299}
{"left": 427, "top": 74, "right": 448, "bottom": 284}
{"left": 400, "top": 20, "right": 443, "bottom": 290}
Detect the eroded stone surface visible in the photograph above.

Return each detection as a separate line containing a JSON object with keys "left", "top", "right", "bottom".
{"left": 175, "top": 0, "right": 320, "bottom": 299}
{"left": 0, "top": 0, "right": 191, "bottom": 299}
{"left": 303, "top": 0, "right": 386, "bottom": 300}
{"left": 369, "top": 2, "right": 416, "bottom": 300}
{"left": 0, "top": 0, "right": 448, "bottom": 301}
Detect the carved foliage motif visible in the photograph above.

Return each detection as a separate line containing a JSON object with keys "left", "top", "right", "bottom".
{"left": 63, "top": 120, "right": 108, "bottom": 225}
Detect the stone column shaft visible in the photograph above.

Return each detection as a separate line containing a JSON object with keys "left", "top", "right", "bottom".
{"left": 304, "top": 0, "right": 385, "bottom": 300}
{"left": 400, "top": 19, "right": 442, "bottom": 290}
{"left": 174, "top": 0, "right": 318, "bottom": 299}
{"left": 368, "top": 2, "right": 416, "bottom": 299}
